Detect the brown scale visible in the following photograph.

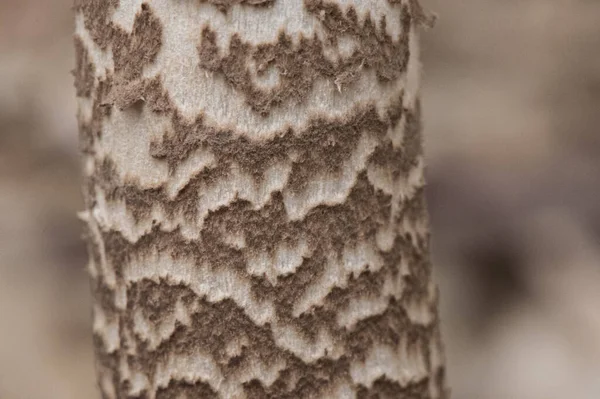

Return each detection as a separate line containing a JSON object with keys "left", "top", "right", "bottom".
{"left": 75, "top": 0, "right": 445, "bottom": 397}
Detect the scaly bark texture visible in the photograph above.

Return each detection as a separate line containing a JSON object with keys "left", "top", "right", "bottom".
{"left": 74, "top": 1, "right": 446, "bottom": 398}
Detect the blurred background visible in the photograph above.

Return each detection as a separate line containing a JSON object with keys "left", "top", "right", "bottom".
{"left": 1, "top": 0, "right": 600, "bottom": 398}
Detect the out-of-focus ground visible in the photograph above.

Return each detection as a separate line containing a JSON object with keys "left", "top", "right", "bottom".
{"left": 1, "top": 1, "right": 599, "bottom": 398}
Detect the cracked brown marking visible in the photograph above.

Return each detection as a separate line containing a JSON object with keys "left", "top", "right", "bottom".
{"left": 357, "top": 377, "right": 430, "bottom": 399}
{"left": 74, "top": 0, "right": 120, "bottom": 49}
{"left": 75, "top": 0, "right": 162, "bottom": 69}
{"left": 107, "top": 4, "right": 168, "bottom": 113}
{"left": 149, "top": 101, "right": 396, "bottom": 183}
{"left": 197, "top": 1, "right": 412, "bottom": 115}
{"left": 93, "top": 272, "right": 437, "bottom": 397}
{"left": 93, "top": 97, "right": 421, "bottom": 234}
{"left": 107, "top": 75, "right": 173, "bottom": 113}
{"left": 89, "top": 161, "right": 435, "bottom": 394}
{"left": 370, "top": 99, "right": 423, "bottom": 180}
{"left": 75, "top": 0, "right": 446, "bottom": 397}
{"left": 97, "top": 172, "right": 398, "bottom": 274}
{"left": 155, "top": 379, "right": 217, "bottom": 399}
{"left": 92, "top": 177, "right": 435, "bottom": 365}
{"left": 111, "top": 4, "right": 162, "bottom": 81}
{"left": 199, "top": 0, "right": 275, "bottom": 13}
{"left": 74, "top": 36, "right": 96, "bottom": 97}
{"left": 78, "top": 75, "right": 112, "bottom": 155}
{"left": 76, "top": 2, "right": 167, "bottom": 112}
{"left": 242, "top": 356, "right": 352, "bottom": 398}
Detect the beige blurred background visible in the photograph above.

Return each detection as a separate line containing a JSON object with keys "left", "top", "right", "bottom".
{"left": 1, "top": 1, "right": 600, "bottom": 398}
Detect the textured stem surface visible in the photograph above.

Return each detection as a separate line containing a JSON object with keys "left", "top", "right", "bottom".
{"left": 75, "top": 0, "right": 446, "bottom": 398}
